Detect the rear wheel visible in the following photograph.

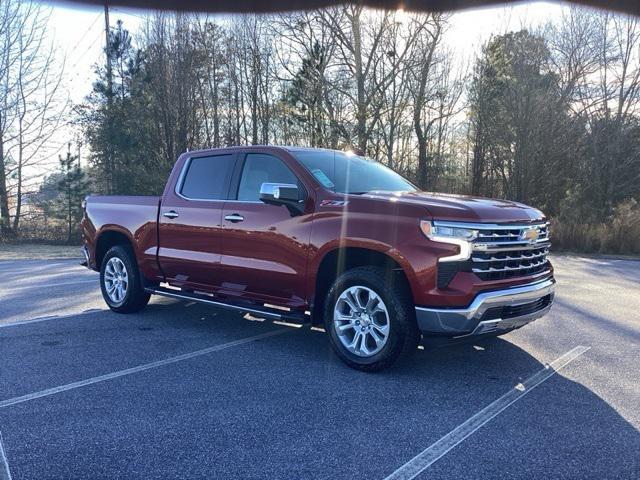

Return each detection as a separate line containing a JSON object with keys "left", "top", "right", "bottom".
{"left": 100, "top": 245, "right": 150, "bottom": 313}
{"left": 324, "top": 266, "right": 420, "bottom": 372}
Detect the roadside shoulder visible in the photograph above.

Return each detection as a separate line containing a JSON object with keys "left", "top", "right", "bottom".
{"left": 0, "top": 243, "right": 82, "bottom": 261}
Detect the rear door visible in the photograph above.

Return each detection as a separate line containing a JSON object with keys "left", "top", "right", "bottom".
{"left": 158, "top": 151, "right": 236, "bottom": 291}
{"left": 218, "top": 151, "right": 313, "bottom": 307}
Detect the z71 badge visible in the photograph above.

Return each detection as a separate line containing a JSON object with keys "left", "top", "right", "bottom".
{"left": 320, "top": 200, "right": 349, "bottom": 207}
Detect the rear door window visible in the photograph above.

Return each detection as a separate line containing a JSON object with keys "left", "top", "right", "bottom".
{"left": 179, "top": 154, "right": 235, "bottom": 200}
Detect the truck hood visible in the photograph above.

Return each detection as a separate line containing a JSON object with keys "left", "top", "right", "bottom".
{"left": 364, "top": 191, "right": 545, "bottom": 223}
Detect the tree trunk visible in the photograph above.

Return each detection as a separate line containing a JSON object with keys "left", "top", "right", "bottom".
{"left": 412, "top": 21, "right": 440, "bottom": 190}
{"left": 352, "top": 11, "right": 367, "bottom": 153}
{"left": 415, "top": 125, "right": 429, "bottom": 190}
{"left": 0, "top": 137, "right": 13, "bottom": 237}
{"left": 212, "top": 62, "right": 220, "bottom": 147}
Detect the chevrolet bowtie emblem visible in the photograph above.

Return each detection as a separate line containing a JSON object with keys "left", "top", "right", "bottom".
{"left": 520, "top": 228, "right": 539, "bottom": 243}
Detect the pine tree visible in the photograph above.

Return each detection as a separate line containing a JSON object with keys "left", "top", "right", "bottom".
{"left": 82, "top": 20, "right": 149, "bottom": 195}
{"left": 281, "top": 41, "right": 329, "bottom": 147}
{"left": 54, "top": 144, "right": 89, "bottom": 243}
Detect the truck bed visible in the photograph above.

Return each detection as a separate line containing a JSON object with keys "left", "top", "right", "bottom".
{"left": 85, "top": 195, "right": 160, "bottom": 229}
{"left": 83, "top": 195, "right": 162, "bottom": 274}
{"left": 85, "top": 195, "right": 160, "bottom": 220}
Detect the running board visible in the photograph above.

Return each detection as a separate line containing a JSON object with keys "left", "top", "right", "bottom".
{"left": 144, "top": 287, "right": 308, "bottom": 323}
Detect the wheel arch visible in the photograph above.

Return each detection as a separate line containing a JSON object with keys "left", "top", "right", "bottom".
{"left": 310, "top": 245, "right": 415, "bottom": 326}
{"left": 95, "top": 228, "right": 136, "bottom": 269}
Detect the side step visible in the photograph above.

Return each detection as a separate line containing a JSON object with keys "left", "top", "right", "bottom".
{"left": 144, "top": 286, "right": 308, "bottom": 323}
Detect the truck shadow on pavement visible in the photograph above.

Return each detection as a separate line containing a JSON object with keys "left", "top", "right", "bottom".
{"left": 0, "top": 300, "right": 638, "bottom": 479}
{"left": 272, "top": 325, "right": 640, "bottom": 479}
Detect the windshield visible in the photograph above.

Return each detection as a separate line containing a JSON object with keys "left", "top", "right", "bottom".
{"left": 292, "top": 150, "right": 416, "bottom": 194}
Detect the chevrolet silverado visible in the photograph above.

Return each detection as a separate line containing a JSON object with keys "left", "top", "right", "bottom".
{"left": 81, "top": 146, "right": 555, "bottom": 371}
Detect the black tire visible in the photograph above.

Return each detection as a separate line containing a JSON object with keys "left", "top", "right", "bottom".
{"left": 100, "top": 245, "right": 150, "bottom": 313}
{"left": 323, "top": 266, "right": 420, "bottom": 372}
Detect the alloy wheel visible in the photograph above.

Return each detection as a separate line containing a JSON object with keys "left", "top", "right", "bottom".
{"left": 104, "top": 257, "right": 129, "bottom": 304}
{"left": 333, "top": 285, "right": 390, "bottom": 357}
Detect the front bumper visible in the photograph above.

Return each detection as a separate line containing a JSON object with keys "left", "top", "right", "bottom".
{"left": 416, "top": 278, "right": 555, "bottom": 338}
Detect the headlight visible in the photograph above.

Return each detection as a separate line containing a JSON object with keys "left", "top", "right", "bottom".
{"left": 420, "top": 221, "right": 478, "bottom": 241}
{"left": 419, "top": 221, "right": 478, "bottom": 261}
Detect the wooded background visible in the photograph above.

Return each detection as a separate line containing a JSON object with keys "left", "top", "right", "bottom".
{"left": 0, "top": 1, "right": 639, "bottom": 253}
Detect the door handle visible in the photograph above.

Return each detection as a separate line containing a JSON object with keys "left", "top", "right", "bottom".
{"left": 224, "top": 214, "right": 244, "bottom": 223}
{"left": 163, "top": 210, "right": 179, "bottom": 219}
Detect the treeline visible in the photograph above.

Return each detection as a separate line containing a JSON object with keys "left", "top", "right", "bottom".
{"left": 2, "top": 4, "right": 640, "bottom": 253}
{"left": 81, "top": 9, "right": 466, "bottom": 196}
{"left": 469, "top": 17, "right": 640, "bottom": 253}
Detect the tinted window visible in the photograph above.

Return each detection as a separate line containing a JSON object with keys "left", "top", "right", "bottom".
{"left": 180, "top": 154, "right": 234, "bottom": 200}
{"left": 292, "top": 150, "right": 416, "bottom": 194}
{"left": 237, "top": 154, "right": 298, "bottom": 201}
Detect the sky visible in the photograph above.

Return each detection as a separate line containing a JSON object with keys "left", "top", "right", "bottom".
{"left": 446, "top": 1, "right": 566, "bottom": 52}
{"left": 39, "top": 0, "right": 570, "bottom": 174}
{"left": 49, "top": 3, "right": 143, "bottom": 106}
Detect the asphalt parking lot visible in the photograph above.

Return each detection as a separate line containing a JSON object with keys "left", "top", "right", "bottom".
{"left": 0, "top": 255, "right": 639, "bottom": 479}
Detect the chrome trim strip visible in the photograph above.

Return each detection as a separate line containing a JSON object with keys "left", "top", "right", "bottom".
{"left": 174, "top": 157, "right": 193, "bottom": 200}
{"left": 415, "top": 278, "right": 555, "bottom": 335}
{"left": 472, "top": 238, "right": 549, "bottom": 247}
{"left": 472, "top": 259, "right": 548, "bottom": 273}
{"left": 417, "top": 278, "right": 555, "bottom": 319}
{"left": 471, "top": 249, "right": 548, "bottom": 262}
{"left": 472, "top": 241, "right": 551, "bottom": 252}
{"left": 432, "top": 236, "right": 472, "bottom": 262}
{"left": 433, "top": 221, "right": 549, "bottom": 230}
{"left": 477, "top": 232, "right": 520, "bottom": 238}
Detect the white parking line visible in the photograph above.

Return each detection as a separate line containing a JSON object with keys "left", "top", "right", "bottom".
{"left": 0, "top": 309, "right": 106, "bottom": 329}
{"left": 0, "top": 431, "right": 11, "bottom": 480}
{"left": 0, "top": 327, "right": 293, "bottom": 409}
{"left": 384, "top": 345, "right": 591, "bottom": 480}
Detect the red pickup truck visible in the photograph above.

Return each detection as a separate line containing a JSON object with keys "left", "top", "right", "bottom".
{"left": 81, "top": 146, "right": 555, "bottom": 371}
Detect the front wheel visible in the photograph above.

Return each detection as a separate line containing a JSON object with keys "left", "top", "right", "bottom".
{"left": 324, "top": 266, "right": 420, "bottom": 372}
{"left": 100, "top": 245, "right": 150, "bottom": 313}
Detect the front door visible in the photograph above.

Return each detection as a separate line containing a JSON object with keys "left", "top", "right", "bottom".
{"left": 158, "top": 152, "right": 236, "bottom": 291}
{"left": 219, "top": 152, "right": 313, "bottom": 308}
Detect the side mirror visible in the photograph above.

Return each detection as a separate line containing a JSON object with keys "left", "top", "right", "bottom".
{"left": 259, "top": 183, "right": 304, "bottom": 215}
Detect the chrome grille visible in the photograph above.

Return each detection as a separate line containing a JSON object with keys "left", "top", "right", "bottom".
{"left": 471, "top": 223, "right": 550, "bottom": 281}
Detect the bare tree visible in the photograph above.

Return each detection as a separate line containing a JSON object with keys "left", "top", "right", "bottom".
{"left": 410, "top": 13, "right": 445, "bottom": 189}
{"left": 375, "top": 12, "right": 420, "bottom": 169}
{"left": 549, "top": 10, "right": 640, "bottom": 216}
{"left": 236, "top": 16, "right": 274, "bottom": 145}
{"left": 0, "top": 0, "right": 65, "bottom": 236}
{"left": 320, "top": 6, "right": 427, "bottom": 153}
{"left": 193, "top": 19, "right": 226, "bottom": 147}
{"left": 589, "top": 13, "right": 640, "bottom": 213}
{"left": 271, "top": 11, "right": 332, "bottom": 146}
